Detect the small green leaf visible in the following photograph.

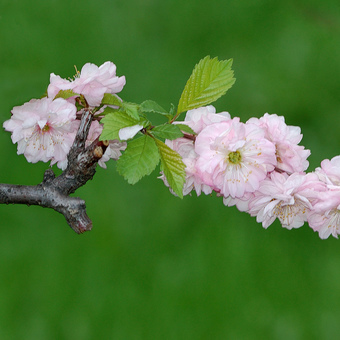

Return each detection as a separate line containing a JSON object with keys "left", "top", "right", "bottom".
{"left": 116, "top": 135, "right": 160, "bottom": 184}
{"left": 175, "top": 124, "right": 196, "bottom": 135}
{"left": 155, "top": 139, "right": 186, "bottom": 198}
{"left": 100, "top": 111, "right": 140, "bottom": 141}
{"left": 177, "top": 56, "right": 235, "bottom": 114}
{"left": 121, "top": 102, "right": 140, "bottom": 120}
{"left": 101, "top": 93, "right": 123, "bottom": 106}
{"left": 140, "top": 100, "right": 169, "bottom": 116}
{"left": 151, "top": 124, "right": 184, "bottom": 140}
{"left": 54, "top": 89, "right": 78, "bottom": 100}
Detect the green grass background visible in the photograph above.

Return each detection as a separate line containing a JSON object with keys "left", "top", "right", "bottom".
{"left": 1, "top": 0, "right": 340, "bottom": 338}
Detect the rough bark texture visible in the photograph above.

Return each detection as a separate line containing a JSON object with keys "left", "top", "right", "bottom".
{"left": 0, "top": 110, "right": 107, "bottom": 234}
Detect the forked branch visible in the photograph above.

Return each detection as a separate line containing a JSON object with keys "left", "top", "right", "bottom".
{"left": 0, "top": 110, "right": 107, "bottom": 234}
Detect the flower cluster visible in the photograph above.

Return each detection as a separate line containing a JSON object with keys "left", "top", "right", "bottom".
{"left": 160, "top": 106, "right": 340, "bottom": 239}
{"left": 3, "top": 62, "right": 127, "bottom": 170}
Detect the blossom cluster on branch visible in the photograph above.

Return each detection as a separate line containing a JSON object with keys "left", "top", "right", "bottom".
{"left": 161, "top": 106, "right": 340, "bottom": 239}
{"left": 2, "top": 57, "right": 340, "bottom": 239}
{"left": 3, "top": 62, "right": 127, "bottom": 170}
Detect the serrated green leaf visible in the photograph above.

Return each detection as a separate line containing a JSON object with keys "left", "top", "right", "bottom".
{"left": 154, "top": 139, "right": 186, "bottom": 198}
{"left": 139, "top": 100, "right": 169, "bottom": 116}
{"left": 151, "top": 124, "right": 184, "bottom": 140}
{"left": 116, "top": 135, "right": 160, "bottom": 184}
{"left": 54, "top": 89, "right": 78, "bottom": 100}
{"left": 100, "top": 111, "right": 140, "bottom": 141}
{"left": 101, "top": 93, "right": 123, "bottom": 106}
{"left": 175, "top": 124, "right": 196, "bottom": 135}
{"left": 177, "top": 56, "right": 235, "bottom": 114}
{"left": 121, "top": 102, "right": 140, "bottom": 120}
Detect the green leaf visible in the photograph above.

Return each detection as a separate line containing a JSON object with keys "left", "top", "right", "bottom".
{"left": 100, "top": 111, "right": 140, "bottom": 141}
{"left": 151, "top": 124, "right": 184, "bottom": 140}
{"left": 139, "top": 100, "right": 169, "bottom": 116}
{"left": 116, "top": 135, "right": 160, "bottom": 184}
{"left": 101, "top": 93, "right": 123, "bottom": 106}
{"left": 54, "top": 89, "right": 78, "bottom": 100}
{"left": 154, "top": 139, "right": 186, "bottom": 198}
{"left": 177, "top": 56, "right": 235, "bottom": 114}
{"left": 175, "top": 123, "right": 196, "bottom": 135}
{"left": 121, "top": 102, "right": 140, "bottom": 120}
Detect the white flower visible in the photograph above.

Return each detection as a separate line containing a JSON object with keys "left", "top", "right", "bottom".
{"left": 48, "top": 61, "right": 126, "bottom": 107}
{"left": 3, "top": 97, "right": 77, "bottom": 168}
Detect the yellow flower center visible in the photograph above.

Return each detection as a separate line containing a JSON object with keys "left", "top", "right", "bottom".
{"left": 42, "top": 124, "right": 50, "bottom": 133}
{"left": 228, "top": 150, "right": 242, "bottom": 164}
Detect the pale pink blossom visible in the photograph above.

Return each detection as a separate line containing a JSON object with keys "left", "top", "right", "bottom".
{"left": 195, "top": 118, "right": 277, "bottom": 198}
{"left": 47, "top": 74, "right": 76, "bottom": 101}
{"left": 98, "top": 140, "right": 127, "bottom": 169}
{"left": 184, "top": 105, "right": 231, "bottom": 133}
{"left": 3, "top": 97, "right": 77, "bottom": 168}
{"left": 223, "top": 192, "right": 254, "bottom": 212}
{"left": 315, "top": 155, "right": 340, "bottom": 187}
{"left": 248, "top": 171, "right": 324, "bottom": 229}
{"left": 308, "top": 155, "right": 340, "bottom": 239}
{"left": 247, "top": 113, "right": 310, "bottom": 174}
{"left": 308, "top": 190, "right": 340, "bottom": 239}
{"left": 48, "top": 61, "right": 126, "bottom": 107}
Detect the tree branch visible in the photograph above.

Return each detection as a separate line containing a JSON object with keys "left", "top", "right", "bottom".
{"left": 0, "top": 110, "right": 107, "bottom": 234}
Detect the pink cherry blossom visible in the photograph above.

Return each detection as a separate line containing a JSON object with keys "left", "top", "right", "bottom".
{"left": 315, "top": 155, "right": 340, "bottom": 187}
{"left": 308, "top": 190, "right": 340, "bottom": 239}
{"left": 247, "top": 113, "right": 310, "bottom": 174}
{"left": 223, "top": 192, "right": 254, "bottom": 212}
{"left": 48, "top": 61, "right": 126, "bottom": 107}
{"left": 98, "top": 140, "right": 127, "bottom": 169}
{"left": 184, "top": 105, "right": 231, "bottom": 133}
{"left": 194, "top": 118, "right": 277, "bottom": 198}
{"left": 248, "top": 171, "right": 324, "bottom": 229}
{"left": 47, "top": 74, "right": 76, "bottom": 101}
{"left": 3, "top": 97, "right": 77, "bottom": 168}
{"left": 308, "top": 155, "right": 340, "bottom": 239}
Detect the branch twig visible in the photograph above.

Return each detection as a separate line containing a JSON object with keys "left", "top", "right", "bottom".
{"left": 0, "top": 110, "right": 107, "bottom": 234}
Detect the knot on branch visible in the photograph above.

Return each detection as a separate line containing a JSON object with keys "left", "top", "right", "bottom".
{"left": 43, "top": 169, "right": 56, "bottom": 184}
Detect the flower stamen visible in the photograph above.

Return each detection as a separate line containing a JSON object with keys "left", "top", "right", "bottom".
{"left": 41, "top": 124, "right": 50, "bottom": 133}
{"left": 228, "top": 150, "right": 242, "bottom": 164}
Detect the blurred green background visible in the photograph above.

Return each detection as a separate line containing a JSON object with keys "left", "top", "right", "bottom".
{"left": 1, "top": 0, "right": 340, "bottom": 338}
